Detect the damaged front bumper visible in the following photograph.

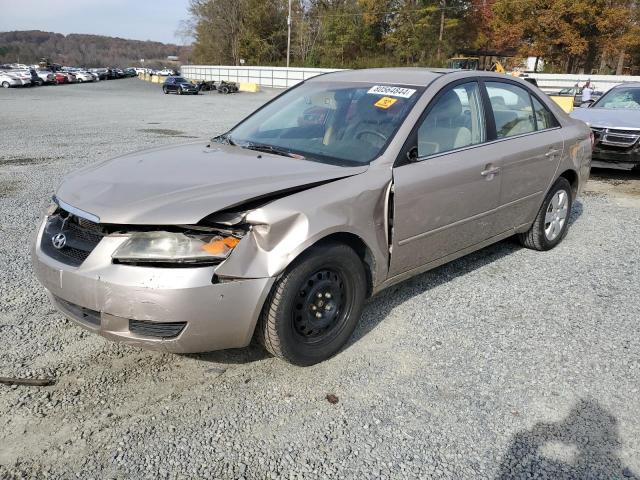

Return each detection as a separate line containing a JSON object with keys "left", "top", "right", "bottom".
{"left": 32, "top": 218, "right": 274, "bottom": 353}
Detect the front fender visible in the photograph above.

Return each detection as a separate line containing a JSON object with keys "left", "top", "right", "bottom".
{"left": 215, "top": 166, "right": 392, "bottom": 286}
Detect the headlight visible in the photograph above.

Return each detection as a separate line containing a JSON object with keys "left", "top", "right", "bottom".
{"left": 112, "top": 231, "right": 241, "bottom": 264}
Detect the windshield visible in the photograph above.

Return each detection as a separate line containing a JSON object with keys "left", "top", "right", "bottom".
{"left": 227, "top": 82, "right": 423, "bottom": 166}
{"left": 592, "top": 87, "right": 640, "bottom": 109}
{"left": 173, "top": 77, "right": 189, "bottom": 83}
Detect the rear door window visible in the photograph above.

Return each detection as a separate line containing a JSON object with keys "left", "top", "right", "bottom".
{"left": 531, "top": 96, "right": 557, "bottom": 130}
{"left": 486, "top": 82, "right": 536, "bottom": 138}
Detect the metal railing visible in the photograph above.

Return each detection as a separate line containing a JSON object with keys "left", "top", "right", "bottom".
{"left": 181, "top": 65, "right": 640, "bottom": 93}
{"left": 524, "top": 73, "right": 640, "bottom": 93}
{"left": 181, "top": 65, "right": 342, "bottom": 89}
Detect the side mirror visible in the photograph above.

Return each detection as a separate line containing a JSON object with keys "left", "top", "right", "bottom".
{"left": 580, "top": 101, "right": 594, "bottom": 108}
{"left": 406, "top": 146, "right": 419, "bottom": 162}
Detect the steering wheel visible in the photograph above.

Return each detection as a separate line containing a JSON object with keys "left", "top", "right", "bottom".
{"left": 356, "top": 130, "right": 387, "bottom": 145}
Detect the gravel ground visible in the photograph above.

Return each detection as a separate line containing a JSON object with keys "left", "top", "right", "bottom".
{"left": 1, "top": 78, "right": 639, "bottom": 479}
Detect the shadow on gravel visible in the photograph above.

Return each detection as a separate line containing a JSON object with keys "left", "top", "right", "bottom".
{"left": 350, "top": 197, "right": 585, "bottom": 347}
{"left": 349, "top": 237, "right": 521, "bottom": 347}
{"left": 182, "top": 343, "right": 269, "bottom": 365}
{"left": 186, "top": 198, "right": 586, "bottom": 365}
{"left": 495, "top": 399, "right": 637, "bottom": 480}
{"left": 569, "top": 199, "right": 584, "bottom": 226}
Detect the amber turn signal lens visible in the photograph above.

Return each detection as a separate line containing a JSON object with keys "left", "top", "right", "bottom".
{"left": 223, "top": 237, "right": 240, "bottom": 248}
{"left": 201, "top": 236, "right": 240, "bottom": 255}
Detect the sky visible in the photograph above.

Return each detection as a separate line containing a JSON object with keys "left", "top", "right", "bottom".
{"left": 0, "top": 0, "right": 192, "bottom": 44}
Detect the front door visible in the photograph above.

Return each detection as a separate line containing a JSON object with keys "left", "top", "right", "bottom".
{"left": 390, "top": 81, "right": 503, "bottom": 276}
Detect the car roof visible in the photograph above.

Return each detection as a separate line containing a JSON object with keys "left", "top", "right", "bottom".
{"left": 613, "top": 82, "right": 640, "bottom": 88}
{"left": 307, "top": 68, "right": 456, "bottom": 87}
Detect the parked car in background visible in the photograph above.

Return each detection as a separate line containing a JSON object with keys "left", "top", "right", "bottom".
{"left": 0, "top": 72, "right": 21, "bottom": 88}
{"left": 36, "top": 70, "right": 56, "bottom": 85}
{"left": 571, "top": 83, "right": 640, "bottom": 170}
{"left": 123, "top": 68, "right": 137, "bottom": 77}
{"left": 556, "top": 86, "right": 604, "bottom": 107}
{"left": 9, "top": 70, "right": 32, "bottom": 86}
{"left": 156, "top": 68, "right": 175, "bottom": 76}
{"left": 33, "top": 69, "right": 591, "bottom": 365}
{"left": 90, "top": 68, "right": 109, "bottom": 80}
{"left": 54, "top": 72, "right": 69, "bottom": 84}
{"left": 106, "top": 68, "right": 120, "bottom": 79}
{"left": 73, "top": 71, "right": 94, "bottom": 83}
{"left": 162, "top": 76, "right": 198, "bottom": 95}
{"left": 18, "top": 68, "right": 44, "bottom": 86}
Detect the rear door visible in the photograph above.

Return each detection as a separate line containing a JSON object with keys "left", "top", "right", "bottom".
{"left": 483, "top": 81, "right": 564, "bottom": 231}
{"left": 390, "top": 81, "right": 503, "bottom": 276}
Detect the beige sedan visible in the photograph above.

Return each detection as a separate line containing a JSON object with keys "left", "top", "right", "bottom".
{"left": 33, "top": 68, "right": 592, "bottom": 365}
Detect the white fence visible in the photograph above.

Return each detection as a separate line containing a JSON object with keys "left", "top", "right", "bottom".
{"left": 528, "top": 73, "right": 640, "bottom": 93}
{"left": 181, "top": 65, "right": 640, "bottom": 93}
{"left": 181, "top": 65, "right": 342, "bottom": 89}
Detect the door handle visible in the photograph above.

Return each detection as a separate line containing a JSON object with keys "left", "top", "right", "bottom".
{"left": 481, "top": 166, "right": 501, "bottom": 177}
{"left": 545, "top": 148, "right": 560, "bottom": 158}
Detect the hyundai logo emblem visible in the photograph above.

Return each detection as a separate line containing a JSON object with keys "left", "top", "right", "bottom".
{"left": 51, "top": 233, "right": 67, "bottom": 250}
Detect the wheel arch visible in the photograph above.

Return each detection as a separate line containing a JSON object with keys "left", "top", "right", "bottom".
{"left": 288, "top": 232, "right": 376, "bottom": 298}
{"left": 557, "top": 168, "right": 579, "bottom": 199}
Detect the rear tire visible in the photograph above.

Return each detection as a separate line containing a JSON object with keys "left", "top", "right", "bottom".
{"left": 518, "top": 177, "right": 573, "bottom": 251}
{"left": 257, "top": 243, "right": 367, "bottom": 366}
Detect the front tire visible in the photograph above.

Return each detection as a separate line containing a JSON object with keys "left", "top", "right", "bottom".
{"left": 257, "top": 243, "right": 367, "bottom": 366}
{"left": 163, "top": 87, "right": 168, "bottom": 94}
{"left": 519, "top": 177, "right": 573, "bottom": 251}
{"left": 2, "top": 82, "right": 9, "bottom": 88}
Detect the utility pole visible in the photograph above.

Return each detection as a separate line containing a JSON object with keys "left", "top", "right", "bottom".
{"left": 437, "top": 0, "right": 446, "bottom": 61}
{"left": 287, "top": 0, "right": 292, "bottom": 68}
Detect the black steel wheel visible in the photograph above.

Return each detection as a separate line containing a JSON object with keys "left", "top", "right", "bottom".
{"left": 293, "top": 268, "right": 348, "bottom": 343}
{"left": 257, "top": 242, "right": 367, "bottom": 366}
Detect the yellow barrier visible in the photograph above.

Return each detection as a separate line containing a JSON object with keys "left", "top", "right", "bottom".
{"left": 151, "top": 75, "right": 162, "bottom": 84}
{"left": 239, "top": 82, "right": 260, "bottom": 93}
{"left": 549, "top": 96, "right": 574, "bottom": 113}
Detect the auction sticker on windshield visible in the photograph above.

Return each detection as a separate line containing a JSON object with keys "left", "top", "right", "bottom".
{"left": 374, "top": 97, "right": 398, "bottom": 109}
{"left": 367, "top": 85, "right": 417, "bottom": 98}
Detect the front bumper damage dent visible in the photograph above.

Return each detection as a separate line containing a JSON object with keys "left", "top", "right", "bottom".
{"left": 592, "top": 143, "right": 640, "bottom": 170}
{"left": 32, "top": 220, "right": 274, "bottom": 353}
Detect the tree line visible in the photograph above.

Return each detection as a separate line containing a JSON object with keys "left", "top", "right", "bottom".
{"left": 188, "top": 0, "right": 640, "bottom": 74}
{"left": 0, "top": 31, "right": 189, "bottom": 68}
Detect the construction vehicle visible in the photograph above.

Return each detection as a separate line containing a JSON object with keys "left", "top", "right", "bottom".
{"left": 446, "top": 52, "right": 508, "bottom": 73}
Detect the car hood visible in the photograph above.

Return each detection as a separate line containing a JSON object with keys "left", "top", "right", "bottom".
{"left": 570, "top": 107, "right": 640, "bottom": 129}
{"left": 56, "top": 142, "right": 368, "bottom": 225}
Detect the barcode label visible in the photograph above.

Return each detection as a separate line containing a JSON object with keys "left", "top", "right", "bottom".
{"left": 367, "top": 85, "right": 417, "bottom": 98}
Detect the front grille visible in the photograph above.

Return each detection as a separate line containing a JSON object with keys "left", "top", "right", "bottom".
{"left": 53, "top": 296, "right": 101, "bottom": 327}
{"left": 129, "top": 320, "right": 186, "bottom": 339}
{"left": 592, "top": 127, "right": 640, "bottom": 149}
{"left": 40, "top": 210, "right": 105, "bottom": 267}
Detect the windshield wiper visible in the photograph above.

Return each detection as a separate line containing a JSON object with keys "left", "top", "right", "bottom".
{"left": 241, "top": 142, "right": 305, "bottom": 159}
{"left": 211, "top": 133, "right": 236, "bottom": 146}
